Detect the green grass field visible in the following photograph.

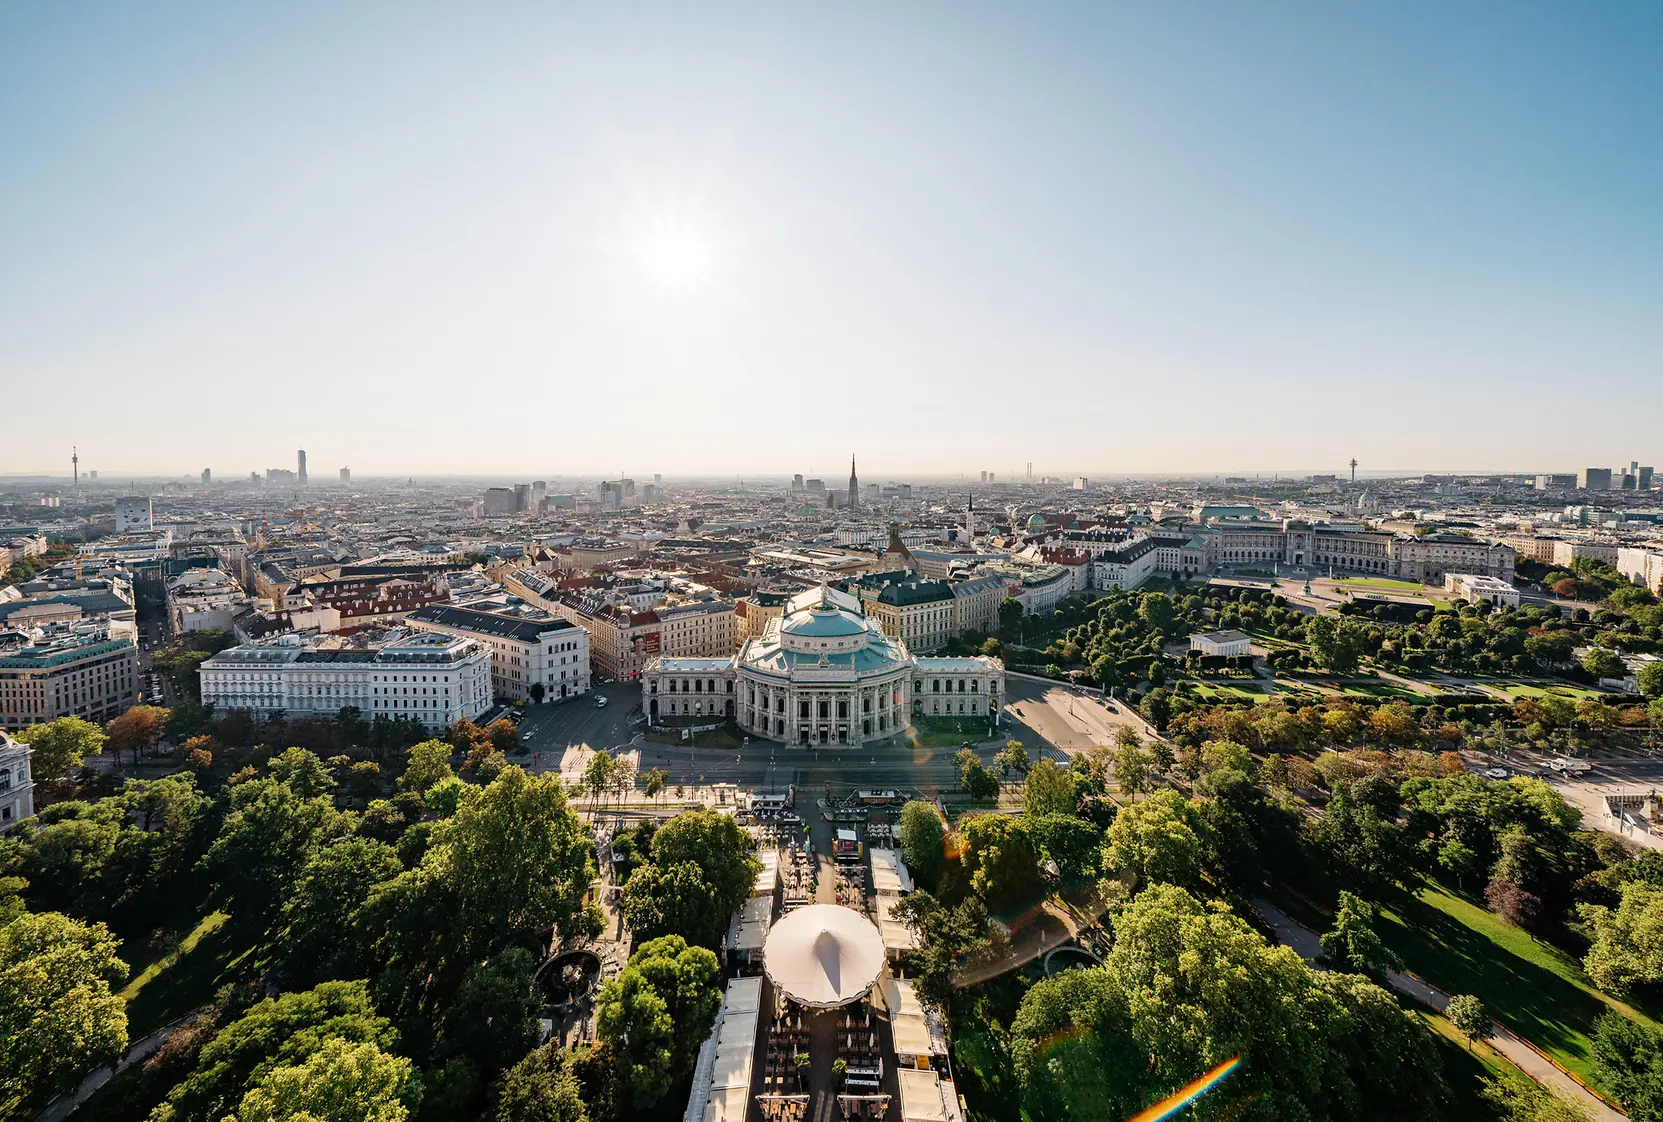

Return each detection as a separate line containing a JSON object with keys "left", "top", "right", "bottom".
{"left": 1187, "top": 681, "right": 1272, "bottom": 703}
{"left": 120, "top": 911, "right": 261, "bottom": 1037}
{"left": 1377, "top": 882, "right": 1658, "bottom": 1095}
{"left": 1337, "top": 681, "right": 1423, "bottom": 699}
{"left": 1335, "top": 577, "right": 1429, "bottom": 592}
{"left": 1493, "top": 683, "right": 1608, "bottom": 701}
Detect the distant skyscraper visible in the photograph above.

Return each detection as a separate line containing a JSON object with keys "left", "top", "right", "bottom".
{"left": 1026, "top": 462, "right": 1032, "bottom": 482}
{"left": 89, "top": 470, "right": 97, "bottom": 481}
{"left": 848, "top": 455, "right": 859, "bottom": 511}
{"left": 339, "top": 467, "right": 351, "bottom": 483}
{"left": 297, "top": 449, "right": 308, "bottom": 486}
{"left": 201, "top": 468, "right": 212, "bottom": 485}
{"left": 979, "top": 470, "right": 987, "bottom": 483}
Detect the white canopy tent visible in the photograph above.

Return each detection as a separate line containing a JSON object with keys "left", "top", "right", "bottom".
{"left": 763, "top": 904, "right": 886, "bottom": 1009}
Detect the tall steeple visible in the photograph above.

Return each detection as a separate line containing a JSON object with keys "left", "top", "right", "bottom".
{"left": 848, "top": 455, "right": 859, "bottom": 511}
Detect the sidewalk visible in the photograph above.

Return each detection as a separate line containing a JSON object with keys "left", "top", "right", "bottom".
{"left": 1251, "top": 899, "right": 1623, "bottom": 1122}
{"left": 36, "top": 1016, "right": 195, "bottom": 1122}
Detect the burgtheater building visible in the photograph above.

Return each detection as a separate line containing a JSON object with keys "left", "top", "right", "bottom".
{"left": 641, "top": 586, "right": 1003, "bottom": 747}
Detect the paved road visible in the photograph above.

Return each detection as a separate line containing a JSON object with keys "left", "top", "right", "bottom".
{"left": 510, "top": 675, "right": 1127, "bottom": 800}
{"left": 1252, "top": 899, "right": 1624, "bottom": 1121}
{"left": 36, "top": 1017, "right": 194, "bottom": 1122}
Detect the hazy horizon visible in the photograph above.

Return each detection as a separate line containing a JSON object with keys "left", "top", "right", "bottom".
{"left": 4, "top": 2, "right": 1659, "bottom": 475}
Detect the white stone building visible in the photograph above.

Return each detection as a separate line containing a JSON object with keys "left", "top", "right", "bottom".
{"left": 641, "top": 586, "right": 1003, "bottom": 747}
{"left": 199, "top": 629, "right": 492, "bottom": 729}
{"left": 0, "top": 731, "right": 34, "bottom": 825}
{"left": 406, "top": 604, "right": 590, "bottom": 703}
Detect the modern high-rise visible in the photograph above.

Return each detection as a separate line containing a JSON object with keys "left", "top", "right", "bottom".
{"left": 1578, "top": 467, "right": 1612, "bottom": 490}
{"left": 297, "top": 450, "right": 308, "bottom": 486}
{"left": 339, "top": 467, "right": 351, "bottom": 483}
{"left": 201, "top": 468, "right": 212, "bottom": 486}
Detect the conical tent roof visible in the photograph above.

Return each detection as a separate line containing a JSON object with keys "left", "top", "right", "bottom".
{"left": 763, "top": 904, "right": 886, "bottom": 1009}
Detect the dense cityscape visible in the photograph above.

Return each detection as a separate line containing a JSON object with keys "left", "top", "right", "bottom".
{"left": 4, "top": 456, "right": 1663, "bottom": 1122}
{"left": 5, "top": 4, "right": 1662, "bottom": 1122}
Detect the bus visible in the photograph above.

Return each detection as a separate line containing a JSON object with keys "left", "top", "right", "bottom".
{"left": 855, "top": 789, "right": 905, "bottom": 806}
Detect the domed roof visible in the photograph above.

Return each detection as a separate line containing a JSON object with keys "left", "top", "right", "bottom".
{"left": 780, "top": 607, "right": 867, "bottom": 638}
{"left": 1027, "top": 513, "right": 1048, "bottom": 532}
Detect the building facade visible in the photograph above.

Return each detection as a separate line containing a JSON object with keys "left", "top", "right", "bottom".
{"left": 199, "top": 630, "right": 492, "bottom": 729}
{"left": 406, "top": 604, "right": 591, "bottom": 703}
{"left": 0, "top": 731, "right": 33, "bottom": 825}
{"left": 656, "top": 600, "right": 739, "bottom": 658}
{"left": 0, "top": 625, "right": 139, "bottom": 732}
{"left": 641, "top": 586, "right": 1003, "bottom": 748}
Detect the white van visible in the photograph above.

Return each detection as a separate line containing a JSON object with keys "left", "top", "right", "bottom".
{"left": 1549, "top": 757, "right": 1591, "bottom": 774}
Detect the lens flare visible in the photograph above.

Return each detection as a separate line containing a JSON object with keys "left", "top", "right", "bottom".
{"left": 1128, "top": 1057, "right": 1241, "bottom": 1122}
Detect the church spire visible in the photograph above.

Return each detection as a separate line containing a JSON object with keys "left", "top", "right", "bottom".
{"left": 848, "top": 454, "right": 859, "bottom": 511}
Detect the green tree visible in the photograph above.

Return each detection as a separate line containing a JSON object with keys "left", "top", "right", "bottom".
{"left": 0, "top": 911, "right": 129, "bottom": 1109}
{"left": 1022, "top": 758, "right": 1078, "bottom": 818}
{"left": 17, "top": 715, "right": 107, "bottom": 782}
{"left": 231, "top": 1036, "right": 420, "bottom": 1122}
{"left": 1584, "top": 647, "right": 1628, "bottom": 681}
{"left": 1115, "top": 741, "right": 1152, "bottom": 798}
{"left": 955, "top": 748, "right": 999, "bottom": 800}
{"left": 1640, "top": 661, "right": 1663, "bottom": 701}
{"left": 1011, "top": 968, "right": 1147, "bottom": 1120}
{"left": 582, "top": 749, "right": 616, "bottom": 817}
{"left": 398, "top": 740, "right": 454, "bottom": 795}
{"left": 1482, "top": 1076, "right": 1601, "bottom": 1122}
{"left": 1028, "top": 813, "right": 1103, "bottom": 883}
{"left": 1320, "top": 891, "right": 1402, "bottom": 982}
{"left": 898, "top": 801, "right": 945, "bottom": 884}
{"left": 1447, "top": 994, "right": 1490, "bottom": 1048}
{"left": 495, "top": 1044, "right": 589, "bottom": 1122}
{"left": 1103, "top": 789, "right": 1200, "bottom": 887}
{"left": 1107, "top": 884, "right": 1448, "bottom": 1119}
{"left": 443, "top": 766, "right": 596, "bottom": 957}
{"left": 1307, "top": 615, "right": 1365, "bottom": 675}
{"left": 1581, "top": 881, "right": 1663, "bottom": 996}
{"left": 270, "top": 747, "right": 337, "bottom": 798}
{"left": 1138, "top": 592, "right": 1176, "bottom": 634}
{"left": 443, "top": 946, "right": 541, "bottom": 1076}
{"left": 622, "top": 810, "right": 758, "bottom": 950}
{"left": 620, "top": 936, "right": 721, "bottom": 1077}
{"left": 643, "top": 767, "right": 668, "bottom": 803}
{"left": 279, "top": 837, "right": 403, "bottom": 985}
{"left": 1592, "top": 1011, "right": 1663, "bottom": 1122}
{"left": 890, "top": 890, "right": 988, "bottom": 1008}
{"left": 152, "top": 980, "right": 397, "bottom": 1122}
{"left": 594, "top": 971, "right": 674, "bottom": 1113}
{"left": 529, "top": 682, "right": 546, "bottom": 704}
{"left": 958, "top": 813, "right": 1042, "bottom": 913}
{"left": 995, "top": 739, "right": 1032, "bottom": 781}
{"left": 199, "top": 777, "right": 349, "bottom": 924}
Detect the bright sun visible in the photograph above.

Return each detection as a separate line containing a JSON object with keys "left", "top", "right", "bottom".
{"left": 635, "top": 222, "right": 716, "bottom": 294}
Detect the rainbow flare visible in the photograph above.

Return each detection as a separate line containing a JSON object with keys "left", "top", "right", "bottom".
{"left": 1127, "top": 1057, "right": 1242, "bottom": 1122}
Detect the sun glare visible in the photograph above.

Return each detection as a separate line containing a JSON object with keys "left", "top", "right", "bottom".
{"left": 635, "top": 221, "right": 716, "bottom": 294}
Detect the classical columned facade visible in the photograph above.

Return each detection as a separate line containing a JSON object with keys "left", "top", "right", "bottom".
{"left": 641, "top": 585, "right": 1003, "bottom": 749}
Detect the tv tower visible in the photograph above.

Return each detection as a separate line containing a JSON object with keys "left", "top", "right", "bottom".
{"left": 72, "top": 446, "right": 79, "bottom": 491}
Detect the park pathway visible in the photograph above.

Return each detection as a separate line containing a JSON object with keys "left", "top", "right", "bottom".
{"left": 36, "top": 1015, "right": 196, "bottom": 1122}
{"left": 1251, "top": 899, "right": 1624, "bottom": 1122}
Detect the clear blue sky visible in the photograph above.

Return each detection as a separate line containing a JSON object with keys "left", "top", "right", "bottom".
{"left": 2, "top": 1, "right": 1658, "bottom": 480}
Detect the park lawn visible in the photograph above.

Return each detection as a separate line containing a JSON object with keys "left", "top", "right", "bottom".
{"left": 645, "top": 725, "right": 745, "bottom": 750}
{"left": 1376, "top": 881, "right": 1659, "bottom": 1095}
{"left": 1337, "top": 681, "right": 1421, "bottom": 699}
{"left": 120, "top": 910, "right": 263, "bottom": 1037}
{"left": 1493, "top": 682, "right": 1608, "bottom": 701}
{"left": 909, "top": 716, "right": 1000, "bottom": 749}
{"left": 1188, "top": 682, "right": 1271, "bottom": 703}
{"left": 1335, "top": 577, "right": 1428, "bottom": 592}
